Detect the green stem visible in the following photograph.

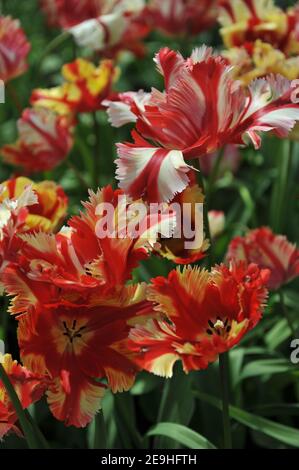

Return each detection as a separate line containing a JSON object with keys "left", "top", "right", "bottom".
{"left": 196, "top": 160, "right": 213, "bottom": 268}
{"left": 1, "top": 296, "right": 9, "bottom": 344}
{"left": 154, "top": 379, "right": 171, "bottom": 448}
{"left": 38, "top": 31, "right": 71, "bottom": 65}
{"left": 24, "top": 409, "right": 50, "bottom": 449}
{"left": 115, "top": 394, "right": 143, "bottom": 449}
{"left": 67, "top": 160, "right": 89, "bottom": 191}
{"left": 72, "top": 37, "right": 78, "bottom": 60}
{"left": 0, "top": 363, "right": 41, "bottom": 448}
{"left": 93, "top": 112, "right": 101, "bottom": 189}
{"left": 7, "top": 82, "right": 23, "bottom": 114}
{"left": 219, "top": 352, "right": 232, "bottom": 449}
{"left": 206, "top": 147, "right": 225, "bottom": 205}
{"left": 75, "top": 130, "right": 94, "bottom": 183}
{"left": 93, "top": 410, "right": 107, "bottom": 449}
{"left": 279, "top": 291, "right": 296, "bottom": 338}
{"left": 270, "top": 140, "right": 293, "bottom": 233}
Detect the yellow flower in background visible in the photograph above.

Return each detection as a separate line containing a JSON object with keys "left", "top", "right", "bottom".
{"left": 223, "top": 40, "right": 299, "bottom": 84}
{"left": 31, "top": 58, "right": 119, "bottom": 116}
{"left": 0, "top": 177, "right": 68, "bottom": 232}
{"left": 218, "top": 0, "right": 290, "bottom": 51}
{"left": 218, "top": 0, "right": 299, "bottom": 88}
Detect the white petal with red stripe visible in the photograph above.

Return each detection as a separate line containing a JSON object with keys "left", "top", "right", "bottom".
{"left": 116, "top": 145, "right": 191, "bottom": 202}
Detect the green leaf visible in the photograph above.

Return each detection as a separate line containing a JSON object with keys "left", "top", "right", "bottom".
{"left": 147, "top": 423, "right": 217, "bottom": 449}
{"left": 269, "top": 139, "right": 293, "bottom": 232}
{"left": 229, "top": 349, "right": 245, "bottom": 388}
{"left": 265, "top": 319, "right": 293, "bottom": 350}
{"left": 131, "top": 372, "right": 162, "bottom": 396}
{"left": 154, "top": 365, "right": 195, "bottom": 448}
{"left": 195, "top": 390, "right": 299, "bottom": 448}
{"left": 115, "top": 393, "right": 143, "bottom": 449}
{"left": 237, "top": 359, "right": 295, "bottom": 383}
{"left": 251, "top": 404, "right": 299, "bottom": 417}
{"left": 0, "top": 364, "right": 47, "bottom": 449}
{"left": 92, "top": 411, "right": 107, "bottom": 449}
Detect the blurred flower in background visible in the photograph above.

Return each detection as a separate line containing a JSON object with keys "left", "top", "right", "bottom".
{"left": 226, "top": 226, "right": 299, "bottom": 290}
{"left": 31, "top": 58, "right": 119, "bottom": 116}
{"left": 0, "top": 177, "right": 68, "bottom": 232}
{"left": 40, "top": 0, "right": 150, "bottom": 57}
{"left": 145, "top": 0, "right": 219, "bottom": 37}
{"left": 0, "top": 184, "right": 38, "bottom": 282}
{"left": 40, "top": 0, "right": 103, "bottom": 28}
{"left": 208, "top": 210, "right": 225, "bottom": 239}
{"left": 0, "top": 178, "right": 67, "bottom": 289}
{"left": 0, "top": 16, "right": 31, "bottom": 83}
{"left": 219, "top": 0, "right": 299, "bottom": 83}
{"left": 222, "top": 40, "right": 299, "bottom": 84}
{"left": 1, "top": 107, "right": 74, "bottom": 172}
{"left": 218, "top": 0, "right": 299, "bottom": 52}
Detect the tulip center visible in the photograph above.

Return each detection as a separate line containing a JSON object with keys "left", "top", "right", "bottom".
{"left": 206, "top": 317, "right": 231, "bottom": 337}
{"left": 62, "top": 320, "right": 87, "bottom": 344}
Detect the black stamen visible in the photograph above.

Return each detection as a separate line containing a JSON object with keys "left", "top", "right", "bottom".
{"left": 76, "top": 325, "right": 87, "bottom": 333}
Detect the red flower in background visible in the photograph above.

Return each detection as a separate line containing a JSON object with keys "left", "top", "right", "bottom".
{"left": 226, "top": 227, "right": 299, "bottom": 290}
{"left": 40, "top": 0, "right": 150, "bottom": 57}
{"left": 40, "top": 0, "right": 101, "bottom": 28}
{"left": 1, "top": 108, "right": 73, "bottom": 172}
{"left": 0, "top": 354, "right": 48, "bottom": 438}
{"left": 208, "top": 210, "right": 225, "bottom": 239}
{"left": 129, "top": 263, "right": 269, "bottom": 377}
{"left": 0, "top": 16, "right": 31, "bottom": 82}
{"left": 145, "top": 0, "right": 219, "bottom": 37}
{"left": 115, "top": 47, "right": 299, "bottom": 203}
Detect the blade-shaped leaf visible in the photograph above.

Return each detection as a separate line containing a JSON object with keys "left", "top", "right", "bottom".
{"left": 237, "top": 359, "right": 295, "bottom": 383}
{"left": 195, "top": 390, "right": 299, "bottom": 448}
{"left": 147, "top": 423, "right": 217, "bottom": 449}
